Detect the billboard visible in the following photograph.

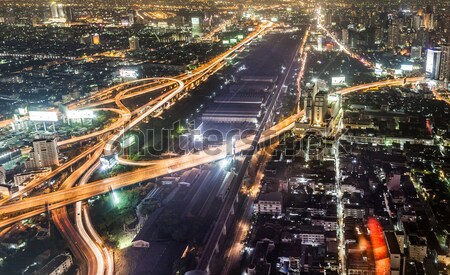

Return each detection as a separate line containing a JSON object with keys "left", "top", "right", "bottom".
{"left": 394, "top": 69, "right": 403, "bottom": 75}
{"left": 331, "top": 76, "right": 346, "bottom": 86}
{"left": 119, "top": 69, "right": 138, "bottom": 78}
{"left": 222, "top": 40, "right": 230, "bottom": 45}
{"left": 230, "top": 38, "right": 237, "bottom": 44}
{"left": 191, "top": 17, "right": 200, "bottom": 25}
{"left": 401, "top": 64, "right": 413, "bottom": 71}
{"left": 66, "top": 110, "right": 95, "bottom": 119}
{"left": 29, "top": 111, "right": 58, "bottom": 122}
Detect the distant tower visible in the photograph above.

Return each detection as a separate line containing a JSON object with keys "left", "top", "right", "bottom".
{"left": 423, "top": 12, "right": 434, "bottom": 30}
{"left": 57, "top": 3, "right": 65, "bottom": 19}
{"left": 317, "top": 36, "right": 323, "bottom": 51}
{"left": 303, "top": 89, "right": 313, "bottom": 122}
{"left": 387, "top": 23, "right": 400, "bottom": 49}
{"left": 66, "top": 6, "right": 74, "bottom": 22}
{"left": 426, "top": 48, "right": 441, "bottom": 80}
{"left": 50, "top": 2, "right": 59, "bottom": 18}
{"left": 128, "top": 10, "right": 136, "bottom": 26}
{"left": 410, "top": 46, "right": 422, "bottom": 60}
{"left": 342, "top": 29, "right": 349, "bottom": 46}
{"left": 313, "top": 91, "right": 328, "bottom": 125}
{"left": 129, "top": 36, "right": 140, "bottom": 51}
{"left": 0, "top": 165, "right": 5, "bottom": 185}
{"left": 439, "top": 45, "right": 450, "bottom": 81}
{"left": 191, "top": 17, "right": 203, "bottom": 38}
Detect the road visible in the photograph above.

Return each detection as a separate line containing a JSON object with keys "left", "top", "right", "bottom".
{"left": 197, "top": 25, "right": 305, "bottom": 271}
{"left": 53, "top": 154, "right": 105, "bottom": 275}
{"left": 0, "top": 21, "right": 272, "bottom": 204}
{"left": 74, "top": 161, "right": 114, "bottom": 275}
{"left": 220, "top": 25, "right": 310, "bottom": 275}
{"left": 0, "top": 141, "right": 105, "bottom": 206}
{"left": 316, "top": 8, "right": 374, "bottom": 69}
{"left": 0, "top": 76, "right": 426, "bottom": 227}
{"left": 0, "top": 25, "right": 277, "bottom": 275}
{"left": 0, "top": 113, "right": 300, "bottom": 221}
{"left": 335, "top": 77, "right": 424, "bottom": 96}
{"left": 221, "top": 144, "right": 276, "bottom": 275}
{"left": 0, "top": 28, "right": 429, "bottom": 275}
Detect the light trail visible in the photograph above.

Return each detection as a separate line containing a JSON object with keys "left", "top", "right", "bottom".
{"left": 315, "top": 7, "right": 374, "bottom": 69}
{"left": 0, "top": 77, "right": 426, "bottom": 227}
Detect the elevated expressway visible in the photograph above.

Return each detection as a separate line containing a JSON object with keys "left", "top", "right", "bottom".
{"left": 0, "top": 21, "right": 273, "bottom": 206}
{"left": 0, "top": 77, "right": 426, "bottom": 226}
{"left": 0, "top": 20, "right": 424, "bottom": 274}
{"left": 0, "top": 21, "right": 274, "bottom": 275}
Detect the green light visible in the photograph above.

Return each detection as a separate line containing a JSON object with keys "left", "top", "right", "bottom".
{"left": 112, "top": 191, "right": 120, "bottom": 205}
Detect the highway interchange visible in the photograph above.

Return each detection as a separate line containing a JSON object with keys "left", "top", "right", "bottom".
{"left": 0, "top": 16, "right": 426, "bottom": 275}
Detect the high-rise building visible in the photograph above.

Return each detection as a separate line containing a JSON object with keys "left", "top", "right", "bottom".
{"left": 128, "top": 10, "right": 136, "bottom": 26}
{"left": 50, "top": 2, "right": 58, "bottom": 18}
{"left": 388, "top": 23, "right": 400, "bottom": 49}
{"left": 0, "top": 165, "right": 5, "bottom": 185}
{"left": 439, "top": 45, "right": 450, "bottom": 81}
{"left": 410, "top": 46, "right": 422, "bottom": 60}
{"left": 57, "top": 3, "right": 65, "bottom": 19}
{"left": 191, "top": 17, "right": 203, "bottom": 38}
{"left": 342, "top": 29, "right": 349, "bottom": 46}
{"left": 313, "top": 91, "right": 327, "bottom": 125}
{"left": 374, "top": 28, "right": 383, "bottom": 45}
{"left": 303, "top": 89, "right": 313, "bottom": 122}
{"left": 66, "top": 7, "right": 73, "bottom": 22}
{"left": 317, "top": 36, "right": 323, "bottom": 51}
{"left": 412, "top": 15, "right": 422, "bottom": 30}
{"left": 423, "top": 13, "right": 434, "bottom": 30}
{"left": 50, "top": 2, "right": 66, "bottom": 19}
{"left": 384, "top": 231, "right": 406, "bottom": 275}
{"left": 129, "top": 36, "right": 140, "bottom": 51}
{"left": 426, "top": 48, "right": 441, "bottom": 80}
{"left": 414, "top": 28, "right": 430, "bottom": 48}
{"left": 25, "top": 138, "right": 59, "bottom": 169}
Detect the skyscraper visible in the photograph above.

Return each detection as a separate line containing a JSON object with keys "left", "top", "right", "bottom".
{"left": 25, "top": 138, "right": 59, "bottom": 169}
{"left": 423, "top": 13, "right": 434, "bottom": 30}
{"left": 191, "top": 17, "right": 203, "bottom": 38}
{"left": 128, "top": 10, "right": 136, "bottom": 26}
{"left": 50, "top": 2, "right": 66, "bottom": 19}
{"left": 317, "top": 36, "right": 323, "bottom": 52}
{"left": 50, "top": 2, "right": 58, "bottom": 18}
{"left": 0, "top": 165, "right": 5, "bottom": 185}
{"left": 129, "top": 36, "right": 140, "bottom": 51}
{"left": 388, "top": 23, "right": 400, "bottom": 49}
{"left": 57, "top": 3, "right": 65, "bottom": 19}
{"left": 342, "top": 29, "right": 349, "bottom": 46}
{"left": 303, "top": 89, "right": 313, "bottom": 122}
{"left": 313, "top": 91, "right": 327, "bottom": 125}
{"left": 439, "top": 45, "right": 450, "bottom": 81}
{"left": 410, "top": 46, "right": 422, "bottom": 60}
{"left": 426, "top": 48, "right": 441, "bottom": 80}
